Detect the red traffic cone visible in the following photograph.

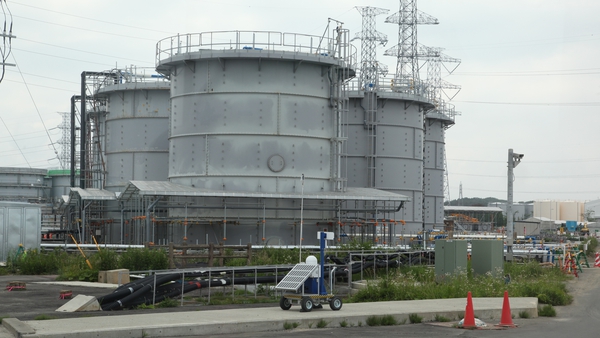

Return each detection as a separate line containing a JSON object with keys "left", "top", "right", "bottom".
{"left": 496, "top": 290, "right": 517, "bottom": 328}
{"left": 462, "top": 291, "right": 476, "bottom": 328}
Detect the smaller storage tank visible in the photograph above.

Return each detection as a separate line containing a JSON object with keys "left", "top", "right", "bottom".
{"left": 97, "top": 67, "right": 171, "bottom": 193}
{"left": 47, "top": 169, "right": 73, "bottom": 201}
{"left": 560, "top": 201, "right": 584, "bottom": 222}
{"left": 0, "top": 167, "right": 49, "bottom": 202}
{"left": 534, "top": 200, "right": 560, "bottom": 220}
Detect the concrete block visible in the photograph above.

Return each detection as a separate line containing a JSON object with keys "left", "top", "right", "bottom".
{"left": 56, "top": 295, "right": 101, "bottom": 312}
{"left": 106, "top": 269, "right": 130, "bottom": 285}
{"left": 98, "top": 271, "right": 107, "bottom": 283}
{"left": 2, "top": 318, "right": 35, "bottom": 337}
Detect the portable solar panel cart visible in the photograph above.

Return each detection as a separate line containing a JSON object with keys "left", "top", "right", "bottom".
{"left": 275, "top": 232, "right": 342, "bottom": 312}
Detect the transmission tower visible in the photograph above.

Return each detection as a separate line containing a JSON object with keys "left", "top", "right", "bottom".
{"left": 354, "top": 6, "right": 389, "bottom": 91}
{"left": 384, "top": 0, "right": 438, "bottom": 95}
{"left": 57, "top": 112, "right": 73, "bottom": 170}
{"left": 0, "top": 0, "right": 16, "bottom": 84}
{"left": 353, "top": 6, "right": 389, "bottom": 188}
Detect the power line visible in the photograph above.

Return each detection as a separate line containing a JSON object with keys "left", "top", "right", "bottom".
{"left": 10, "top": 52, "right": 62, "bottom": 168}
{"left": 455, "top": 100, "right": 600, "bottom": 107}
{"left": 450, "top": 172, "right": 600, "bottom": 179}
{"left": 11, "top": 14, "right": 157, "bottom": 42}
{"left": 0, "top": 116, "right": 30, "bottom": 167}
{"left": 18, "top": 38, "right": 153, "bottom": 65}
{"left": 458, "top": 187, "right": 600, "bottom": 195}
{"left": 5, "top": 68, "right": 80, "bottom": 84}
{"left": 449, "top": 157, "right": 600, "bottom": 164}
{"left": 3, "top": 78, "right": 77, "bottom": 92}
{"left": 10, "top": 1, "right": 174, "bottom": 35}
{"left": 11, "top": 47, "right": 120, "bottom": 67}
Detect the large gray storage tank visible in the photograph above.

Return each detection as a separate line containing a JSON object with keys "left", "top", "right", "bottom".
{"left": 424, "top": 113, "right": 452, "bottom": 230}
{"left": 97, "top": 70, "right": 171, "bottom": 193}
{"left": 346, "top": 92, "right": 432, "bottom": 232}
{"left": 157, "top": 32, "right": 347, "bottom": 194}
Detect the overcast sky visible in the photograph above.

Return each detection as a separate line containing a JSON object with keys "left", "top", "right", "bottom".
{"left": 0, "top": 0, "right": 598, "bottom": 203}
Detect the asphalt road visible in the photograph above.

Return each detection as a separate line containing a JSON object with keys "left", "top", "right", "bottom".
{"left": 1, "top": 269, "right": 599, "bottom": 338}
{"left": 207, "top": 268, "right": 600, "bottom": 338}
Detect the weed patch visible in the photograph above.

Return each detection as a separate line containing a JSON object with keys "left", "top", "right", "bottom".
{"left": 316, "top": 319, "right": 329, "bottom": 328}
{"left": 408, "top": 313, "right": 422, "bottom": 324}
{"left": 538, "top": 304, "right": 557, "bottom": 317}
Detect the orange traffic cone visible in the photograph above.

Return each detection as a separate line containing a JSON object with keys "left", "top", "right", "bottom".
{"left": 496, "top": 290, "right": 517, "bottom": 328}
{"left": 462, "top": 291, "right": 476, "bottom": 328}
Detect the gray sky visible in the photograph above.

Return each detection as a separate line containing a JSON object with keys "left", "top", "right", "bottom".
{"left": 0, "top": 0, "right": 598, "bottom": 202}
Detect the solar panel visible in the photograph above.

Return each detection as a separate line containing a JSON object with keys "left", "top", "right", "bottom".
{"left": 275, "top": 263, "right": 318, "bottom": 291}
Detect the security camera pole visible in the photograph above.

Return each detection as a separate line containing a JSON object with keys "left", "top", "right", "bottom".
{"left": 506, "top": 149, "right": 523, "bottom": 261}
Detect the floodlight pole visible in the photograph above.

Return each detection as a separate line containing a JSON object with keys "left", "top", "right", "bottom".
{"left": 506, "top": 148, "right": 523, "bottom": 262}
{"left": 299, "top": 174, "right": 305, "bottom": 263}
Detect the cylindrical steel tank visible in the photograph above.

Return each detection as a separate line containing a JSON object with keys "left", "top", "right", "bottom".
{"left": 47, "top": 169, "right": 72, "bottom": 200}
{"left": 346, "top": 91, "right": 433, "bottom": 232}
{"left": 157, "top": 32, "right": 347, "bottom": 194}
{"left": 423, "top": 112, "right": 454, "bottom": 230}
{"left": 0, "top": 167, "right": 49, "bottom": 202}
{"left": 152, "top": 30, "right": 355, "bottom": 245}
{"left": 97, "top": 69, "right": 171, "bottom": 193}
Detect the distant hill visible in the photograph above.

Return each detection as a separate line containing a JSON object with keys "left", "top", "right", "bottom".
{"left": 445, "top": 197, "right": 506, "bottom": 207}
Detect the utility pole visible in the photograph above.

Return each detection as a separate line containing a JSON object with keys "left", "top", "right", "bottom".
{"left": 506, "top": 148, "right": 524, "bottom": 261}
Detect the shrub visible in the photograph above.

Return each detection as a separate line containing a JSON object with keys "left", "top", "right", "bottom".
{"left": 408, "top": 313, "right": 422, "bottom": 324}
{"left": 119, "top": 248, "right": 168, "bottom": 271}
{"left": 365, "top": 316, "right": 381, "bottom": 326}
{"left": 538, "top": 304, "right": 557, "bottom": 317}
{"left": 380, "top": 315, "right": 398, "bottom": 326}
{"left": 91, "top": 249, "right": 119, "bottom": 271}
{"left": 518, "top": 311, "right": 530, "bottom": 319}
{"left": 16, "top": 249, "right": 61, "bottom": 275}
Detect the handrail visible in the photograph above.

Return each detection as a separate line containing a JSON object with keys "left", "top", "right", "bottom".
{"left": 155, "top": 30, "right": 357, "bottom": 70}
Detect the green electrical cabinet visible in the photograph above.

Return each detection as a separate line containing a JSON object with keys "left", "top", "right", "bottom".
{"left": 435, "top": 240, "right": 467, "bottom": 278}
{"left": 471, "top": 239, "right": 504, "bottom": 277}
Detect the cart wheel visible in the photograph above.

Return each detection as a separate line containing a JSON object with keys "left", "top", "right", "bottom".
{"left": 300, "top": 296, "right": 314, "bottom": 312}
{"left": 279, "top": 296, "right": 292, "bottom": 310}
{"left": 329, "top": 296, "right": 342, "bottom": 311}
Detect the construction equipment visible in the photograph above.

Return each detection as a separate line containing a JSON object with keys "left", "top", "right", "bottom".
{"left": 275, "top": 232, "right": 342, "bottom": 312}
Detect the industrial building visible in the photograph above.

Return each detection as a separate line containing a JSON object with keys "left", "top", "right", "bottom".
{"left": 1, "top": 4, "right": 461, "bottom": 249}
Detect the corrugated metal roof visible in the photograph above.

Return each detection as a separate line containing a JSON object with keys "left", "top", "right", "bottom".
{"left": 119, "top": 181, "right": 410, "bottom": 202}
{"left": 68, "top": 188, "right": 117, "bottom": 205}
{"left": 444, "top": 206, "right": 504, "bottom": 212}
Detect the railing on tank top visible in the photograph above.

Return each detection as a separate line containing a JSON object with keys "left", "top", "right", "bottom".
{"left": 155, "top": 30, "right": 357, "bottom": 70}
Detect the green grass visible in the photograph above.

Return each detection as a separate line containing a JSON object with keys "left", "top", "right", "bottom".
{"left": 196, "top": 291, "right": 277, "bottom": 306}
{"left": 339, "top": 320, "right": 348, "bottom": 327}
{"left": 408, "top": 313, "right": 423, "bottom": 324}
{"left": 316, "top": 319, "right": 329, "bottom": 328}
{"left": 434, "top": 314, "right": 451, "bottom": 322}
{"left": 518, "top": 310, "right": 531, "bottom": 319}
{"left": 349, "top": 262, "right": 573, "bottom": 306}
{"left": 155, "top": 298, "right": 178, "bottom": 308}
{"left": 538, "top": 304, "right": 557, "bottom": 317}
{"left": 366, "top": 315, "right": 397, "bottom": 326}
{"left": 283, "top": 322, "right": 299, "bottom": 330}
{"left": 8, "top": 247, "right": 168, "bottom": 281}
{"left": 34, "top": 314, "right": 57, "bottom": 320}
